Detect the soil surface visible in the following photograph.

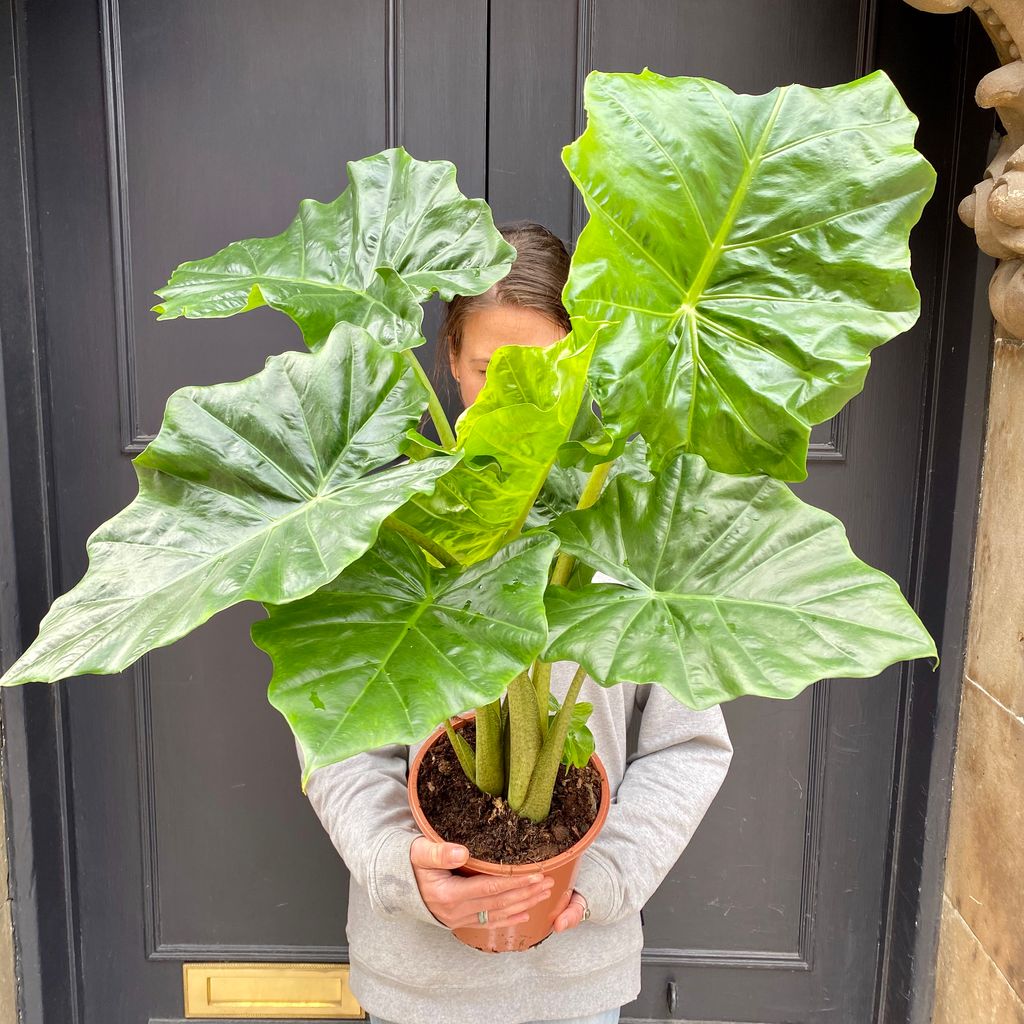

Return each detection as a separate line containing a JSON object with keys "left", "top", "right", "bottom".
{"left": 416, "top": 721, "right": 602, "bottom": 864}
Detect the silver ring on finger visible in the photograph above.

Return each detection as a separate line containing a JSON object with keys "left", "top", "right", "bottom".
{"left": 477, "top": 909, "right": 489, "bottom": 925}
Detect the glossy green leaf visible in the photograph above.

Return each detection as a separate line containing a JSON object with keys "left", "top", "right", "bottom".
{"left": 153, "top": 147, "right": 515, "bottom": 350}
{"left": 252, "top": 530, "right": 559, "bottom": 785}
{"left": 547, "top": 693, "right": 595, "bottom": 769}
{"left": 543, "top": 453, "right": 936, "bottom": 708}
{"left": 390, "top": 325, "right": 597, "bottom": 564}
{"left": 563, "top": 68, "right": 936, "bottom": 480}
{"left": 0, "top": 325, "right": 460, "bottom": 686}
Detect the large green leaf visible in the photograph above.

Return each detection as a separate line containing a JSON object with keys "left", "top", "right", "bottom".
{"left": 543, "top": 453, "right": 936, "bottom": 708}
{"left": 252, "top": 530, "right": 559, "bottom": 786}
{"left": 563, "top": 68, "right": 936, "bottom": 480}
{"left": 390, "top": 325, "right": 596, "bottom": 565}
{"left": 0, "top": 325, "right": 459, "bottom": 686}
{"left": 152, "top": 147, "right": 515, "bottom": 350}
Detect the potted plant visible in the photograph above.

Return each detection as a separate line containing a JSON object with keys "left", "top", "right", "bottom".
{"left": 0, "top": 68, "right": 938, "bottom": 954}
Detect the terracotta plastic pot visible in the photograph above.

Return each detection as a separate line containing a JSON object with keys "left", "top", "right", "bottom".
{"left": 408, "top": 711, "right": 610, "bottom": 953}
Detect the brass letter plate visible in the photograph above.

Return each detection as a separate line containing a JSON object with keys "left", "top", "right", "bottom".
{"left": 183, "top": 962, "right": 363, "bottom": 1019}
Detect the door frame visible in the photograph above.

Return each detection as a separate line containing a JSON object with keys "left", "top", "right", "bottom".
{"left": 0, "top": 2, "right": 997, "bottom": 1023}
{"left": 875, "top": 11, "right": 999, "bottom": 1023}
{"left": 1, "top": 0, "right": 83, "bottom": 1020}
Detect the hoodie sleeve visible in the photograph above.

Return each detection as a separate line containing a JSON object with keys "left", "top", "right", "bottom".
{"left": 297, "top": 739, "right": 450, "bottom": 930}
{"left": 571, "top": 683, "right": 733, "bottom": 926}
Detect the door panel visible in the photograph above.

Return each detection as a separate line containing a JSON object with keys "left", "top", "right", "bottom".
{"left": 20, "top": 1, "right": 950, "bottom": 1020}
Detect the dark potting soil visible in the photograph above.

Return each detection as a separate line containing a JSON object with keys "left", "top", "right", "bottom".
{"left": 416, "top": 720, "right": 602, "bottom": 864}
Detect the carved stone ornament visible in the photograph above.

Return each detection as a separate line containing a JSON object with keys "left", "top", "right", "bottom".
{"left": 904, "top": 0, "right": 1024, "bottom": 338}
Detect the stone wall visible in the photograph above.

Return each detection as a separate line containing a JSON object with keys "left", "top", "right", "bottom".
{"left": 932, "top": 332, "right": 1024, "bottom": 1024}
{"left": 899, "top": 3, "right": 1024, "bottom": 1015}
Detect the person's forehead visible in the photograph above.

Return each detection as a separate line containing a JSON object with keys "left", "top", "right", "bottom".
{"left": 459, "top": 305, "right": 564, "bottom": 353}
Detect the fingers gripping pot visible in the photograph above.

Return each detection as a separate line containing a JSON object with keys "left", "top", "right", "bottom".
{"left": 408, "top": 712, "right": 611, "bottom": 953}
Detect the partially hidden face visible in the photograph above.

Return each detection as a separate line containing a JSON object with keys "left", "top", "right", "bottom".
{"left": 450, "top": 303, "right": 567, "bottom": 407}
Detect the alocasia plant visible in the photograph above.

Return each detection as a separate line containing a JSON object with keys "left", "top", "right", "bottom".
{"left": 1, "top": 68, "right": 937, "bottom": 829}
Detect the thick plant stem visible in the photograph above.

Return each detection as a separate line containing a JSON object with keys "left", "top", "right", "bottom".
{"left": 550, "top": 459, "right": 615, "bottom": 587}
{"left": 402, "top": 349, "right": 457, "bottom": 450}
{"left": 444, "top": 719, "right": 476, "bottom": 786}
{"left": 383, "top": 515, "right": 460, "bottom": 568}
{"left": 532, "top": 661, "right": 552, "bottom": 737}
{"left": 506, "top": 672, "right": 543, "bottom": 812}
{"left": 520, "top": 665, "right": 588, "bottom": 823}
{"left": 473, "top": 699, "right": 505, "bottom": 797}
{"left": 500, "top": 694, "right": 511, "bottom": 793}
{"left": 500, "top": 456, "right": 558, "bottom": 545}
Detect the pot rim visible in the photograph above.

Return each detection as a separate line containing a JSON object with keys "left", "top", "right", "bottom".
{"left": 408, "top": 710, "right": 610, "bottom": 877}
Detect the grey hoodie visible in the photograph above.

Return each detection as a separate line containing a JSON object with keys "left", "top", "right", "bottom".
{"left": 297, "top": 660, "right": 733, "bottom": 1024}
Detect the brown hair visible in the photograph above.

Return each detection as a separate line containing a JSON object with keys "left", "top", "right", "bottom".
{"left": 434, "top": 220, "right": 571, "bottom": 396}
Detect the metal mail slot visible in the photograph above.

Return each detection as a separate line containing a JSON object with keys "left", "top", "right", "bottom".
{"left": 183, "top": 962, "right": 363, "bottom": 1019}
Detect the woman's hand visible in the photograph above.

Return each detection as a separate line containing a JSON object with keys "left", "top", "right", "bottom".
{"left": 553, "top": 890, "right": 589, "bottom": 932}
{"left": 409, "top": 837, "right": 555, "bottom": 929}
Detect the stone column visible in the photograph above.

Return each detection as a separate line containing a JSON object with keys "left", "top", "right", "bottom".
{"left": 903, "top": 3, "right": 1024, "bottom": 1022}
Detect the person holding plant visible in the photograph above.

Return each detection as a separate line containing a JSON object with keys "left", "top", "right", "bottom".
{"left": 0, "top": 67, "right": 937, "bottom": 1024}
{"left": 297, "top": 221, "right": 735, "bottom": 1024}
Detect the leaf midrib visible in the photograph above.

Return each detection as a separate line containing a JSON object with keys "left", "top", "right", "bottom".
{"left": 672, "top": 87, "right": 788, "bottom": 451}
{"left": 584, "top": 586, "right": 927, "bottom": 645}
{"left": 684, "top": 86, "right": 788, "bottom": 306}
{"left": 162, "top": 267, "right": 402, "bottom": 326}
